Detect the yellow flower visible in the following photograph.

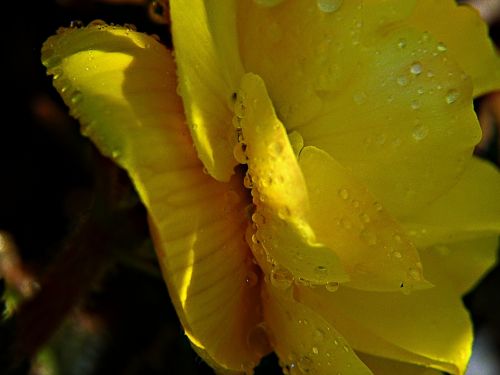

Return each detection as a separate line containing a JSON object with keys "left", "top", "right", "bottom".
{"left": 42, "top": 0, "right": 500, "bottom": 374}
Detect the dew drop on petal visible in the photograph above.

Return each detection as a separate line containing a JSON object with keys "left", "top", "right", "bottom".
{"left": 325, "top": 281, "right": 339, "bottom": 292}
{"left": 270, "top": 267, "right": 293, "bottom": 289}
{"left": 437, "top": 42, "right": 447, "bottom": 52}
{"left": 410, "top": 62, "right": 423, "bottom": 76}
{"left": 297, "top": 356, "right": 313, "bottom": 373}
{"left": 338, "top": 188, "right": 349, "bottom": 200}
{"left": 245, "top": 271, "right": 258, "bottom": 287}
{"left": 317, "top": 0, "right": 343, "bottom": 13}
{"left": 445, "top": 89, "right": 459, "bottom": 104}
{"left": 397, "top": 76, "right": 409, "bottom": 86}
{"left": 412, "top": 124, "right": 429, "bottom": 141}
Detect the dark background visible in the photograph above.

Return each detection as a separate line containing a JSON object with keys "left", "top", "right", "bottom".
{"left": 0, "top": 1, "right": 498, "bottom": 374}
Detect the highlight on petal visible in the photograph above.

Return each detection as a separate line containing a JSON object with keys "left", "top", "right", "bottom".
{"left": 42, "top": 24, "right": 267, "bottom": 372}
{"left": 237, "top": 0, "right": 481, "bottom": 219}
{"left": 170, "top": 0, "right": 244, "bottom": 181}
{"left": 420, "top": 236, "right": 499, "bottom": 296}
{"left": 296, "top": 276, "right": 473, "bottom": 375}
{"left": 235, "top": 73, "right": 348, "bottom": 286}
{"left": 299, "top": 146, "right": 429, "bottom": 292}
{"left": 404, "top": 157, "right": 500, "bottom": 248}
{"left": 358, "top": 353, "right": 444, "bottom": 375}
{"left": 262, "top": 283, "right": 373, "bottom": 375}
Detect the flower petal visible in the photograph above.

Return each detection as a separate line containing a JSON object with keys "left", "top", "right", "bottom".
{"left": 236, "top": 73, "right": 347, "bottom": 286}
{"left": 298, "top": 146, "right": 429, "bottom": 292}
{"left": 420, "top": 236, "right": 499, "bottom": 296}
{"left": 237, "top": 0, "right": 481, "bottom": 218}
{"left": 406, "top": 0, "right": 500, "bottom": 97}
{"left": 170, "top": 0, "right": 244, "bottom": 181}
{"left": 296, "top": 274, "right": 473, "bottom": 375}
{"left": 42, "top": 25, "right": 266, "bottom": 372}
{"left": 358, "top": 353, "right": 444, "bottom": 375}
{"left": 262, "top": 283, "right": 373, "bottom": 375}
{"left": 404, "top": 157, "right": 500, "bottom": 247}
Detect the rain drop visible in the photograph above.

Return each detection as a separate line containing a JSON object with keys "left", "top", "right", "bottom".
{"left": 338, "top": 188, "right": 349, "bottom": 200}
{"left": 410, "top": 62, "right": 423, "bottom": 76}
{"left": 436, "top": 42, "right": 447, "bottom": 52}
{"left": 445, "top": 89, "right": 459, "bottom": 104}
{"left": 233, "top": 142, "right": 248, "bottom": 164}
{"left": 297, "top": 356, "right": 313, "bottom": 373}
{"left": 317, "top": 0, "right": 343, "bottom": 13}
{"left": 360, "top": 229, "right": 377, "bottom": 246}
{"left": 148, "top": 0, "right": 169, "bottom": 24}
{"left": 270, "top": 267, "right": 293, "bottom": 289}
{"left": 410, "top": 100, "right": 420, "bottom": 110}
{"left": 70, "top": 90, "right": 83, "bottom": 104}
{"left": 325, "top": 281, "right": 339, "bottom": 292}
{"left": 245, "top": 271, "right": 258, "bottom": 287}
{"left": 397, "top": 76, "right": 409, "bottom": 86}
{"left": 412, "top": 124, "right": 429, "bottom": 141}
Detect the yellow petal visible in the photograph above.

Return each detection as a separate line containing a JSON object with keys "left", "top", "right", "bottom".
{"left": 404, "top": 157, "right": 500, "bottom": 247}
{"left": 299, "top": 146, "right": 429, "bottom": 292}
{"left": 170, "top": 0, "right": 244, "bottom": 181}
{"left": 358, "top": 353, "right": 444, "bottom": 375}
{"left": 406, "top": 0, "right": 500, "bottom": 97}
{"left": 236, "top": 73, "right": 347, "bottom": 285}
{"left": 420, "top": 237, "right": 499, "bottom": 296}
{"left": 296, "top": 275, "right": 473, "bottom": 375}
{"left": 237, "top": 0, "right": 481, "bottom": 219}
{"left": 262, "top": 283, "right": 373, "bottom": 375}
{"left": 42, "top": 24, "right": 267, "bottom": 372}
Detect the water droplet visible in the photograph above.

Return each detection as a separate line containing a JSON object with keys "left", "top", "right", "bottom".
{"left": 360, "top": 229, "right": 377, "bottom": 245}
{"left": 245, "top": 271, "right": 258, "bottom": 287}
{"left": 325, "top": 281, "right": 339, "bottom": 292}
{"left": 70, "top": 90, "right": 83, "bottom": 104}
{"left": 397, "top": 38, "right": 407, "bottom": 49}
{"left": 436, "top": 42, "right": 447, "bottom": 52}
{"left": 397, "top": 76, "right": 409, "bottom": 86}
{"left": 88, "top": 19, "right": 107, "bottom": 27}
{"left": 408, "top": 268, "right": 421, "bottom": 281}
{"left": 373, "top": 202, "right": 383, "bottom": 212}
{"left": 338, "top": 188, "right": 349, "bottom": 200}
{"left": 417, "top": 87, "right": 425, "bottom": 95}
{"left": 297, "top": 356, "right": 313, "bottom": 373}
{"left": 317, "top": 0, "right": 343, "bottom": 13}
{"left": 69, "top": 20, "right": 84, "bottom": 28}
{"left": 410, "top": 100, "right": 420, "bottom": 110}
{"left": 410, "top": 62, "right": 423, "bottom": 76}
{"left": 359, "top": 212, "right": 370, "bottom": 223}
{"left": 343, "top": 345, "right": 350, "bottom": 352}
{"left": 148, "top": 0, "right": 169, "bottom": 24}
{"left": 393, "top": 233, "right": 402, "bottom": 242}
{"left": 352, "top": 200, "right": 360, "bottom": 208}
{"left": 233, "top": 142, "right": 248, "bottom": 164}
{"left": 315, "top": 265, "right": 328, "bottom": 277}
{"left": 244, "top": 174, "right": 253, "bottom": 189}
{"left": 412, "top": 124, "right": 429, "bottom": 141}
{"left": 270, "top": 267, "right": 293, "bottom": 289}
{"left": 268, "top": 142, "right": 284, "bottom": 157}
{"left": 312, "top": 347, "right": 319, "bottom": 355}
{"left": 445, "top": 89, "right": 459, "bottom": 104}
{"left": 111, "top": 150, "right": 121, "bottom": 160}
{"left": 391, "top": 250, "right": 403, "bottom": 259}
{"left": 252, "top": 212, "right": 266, "bottom": 226}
